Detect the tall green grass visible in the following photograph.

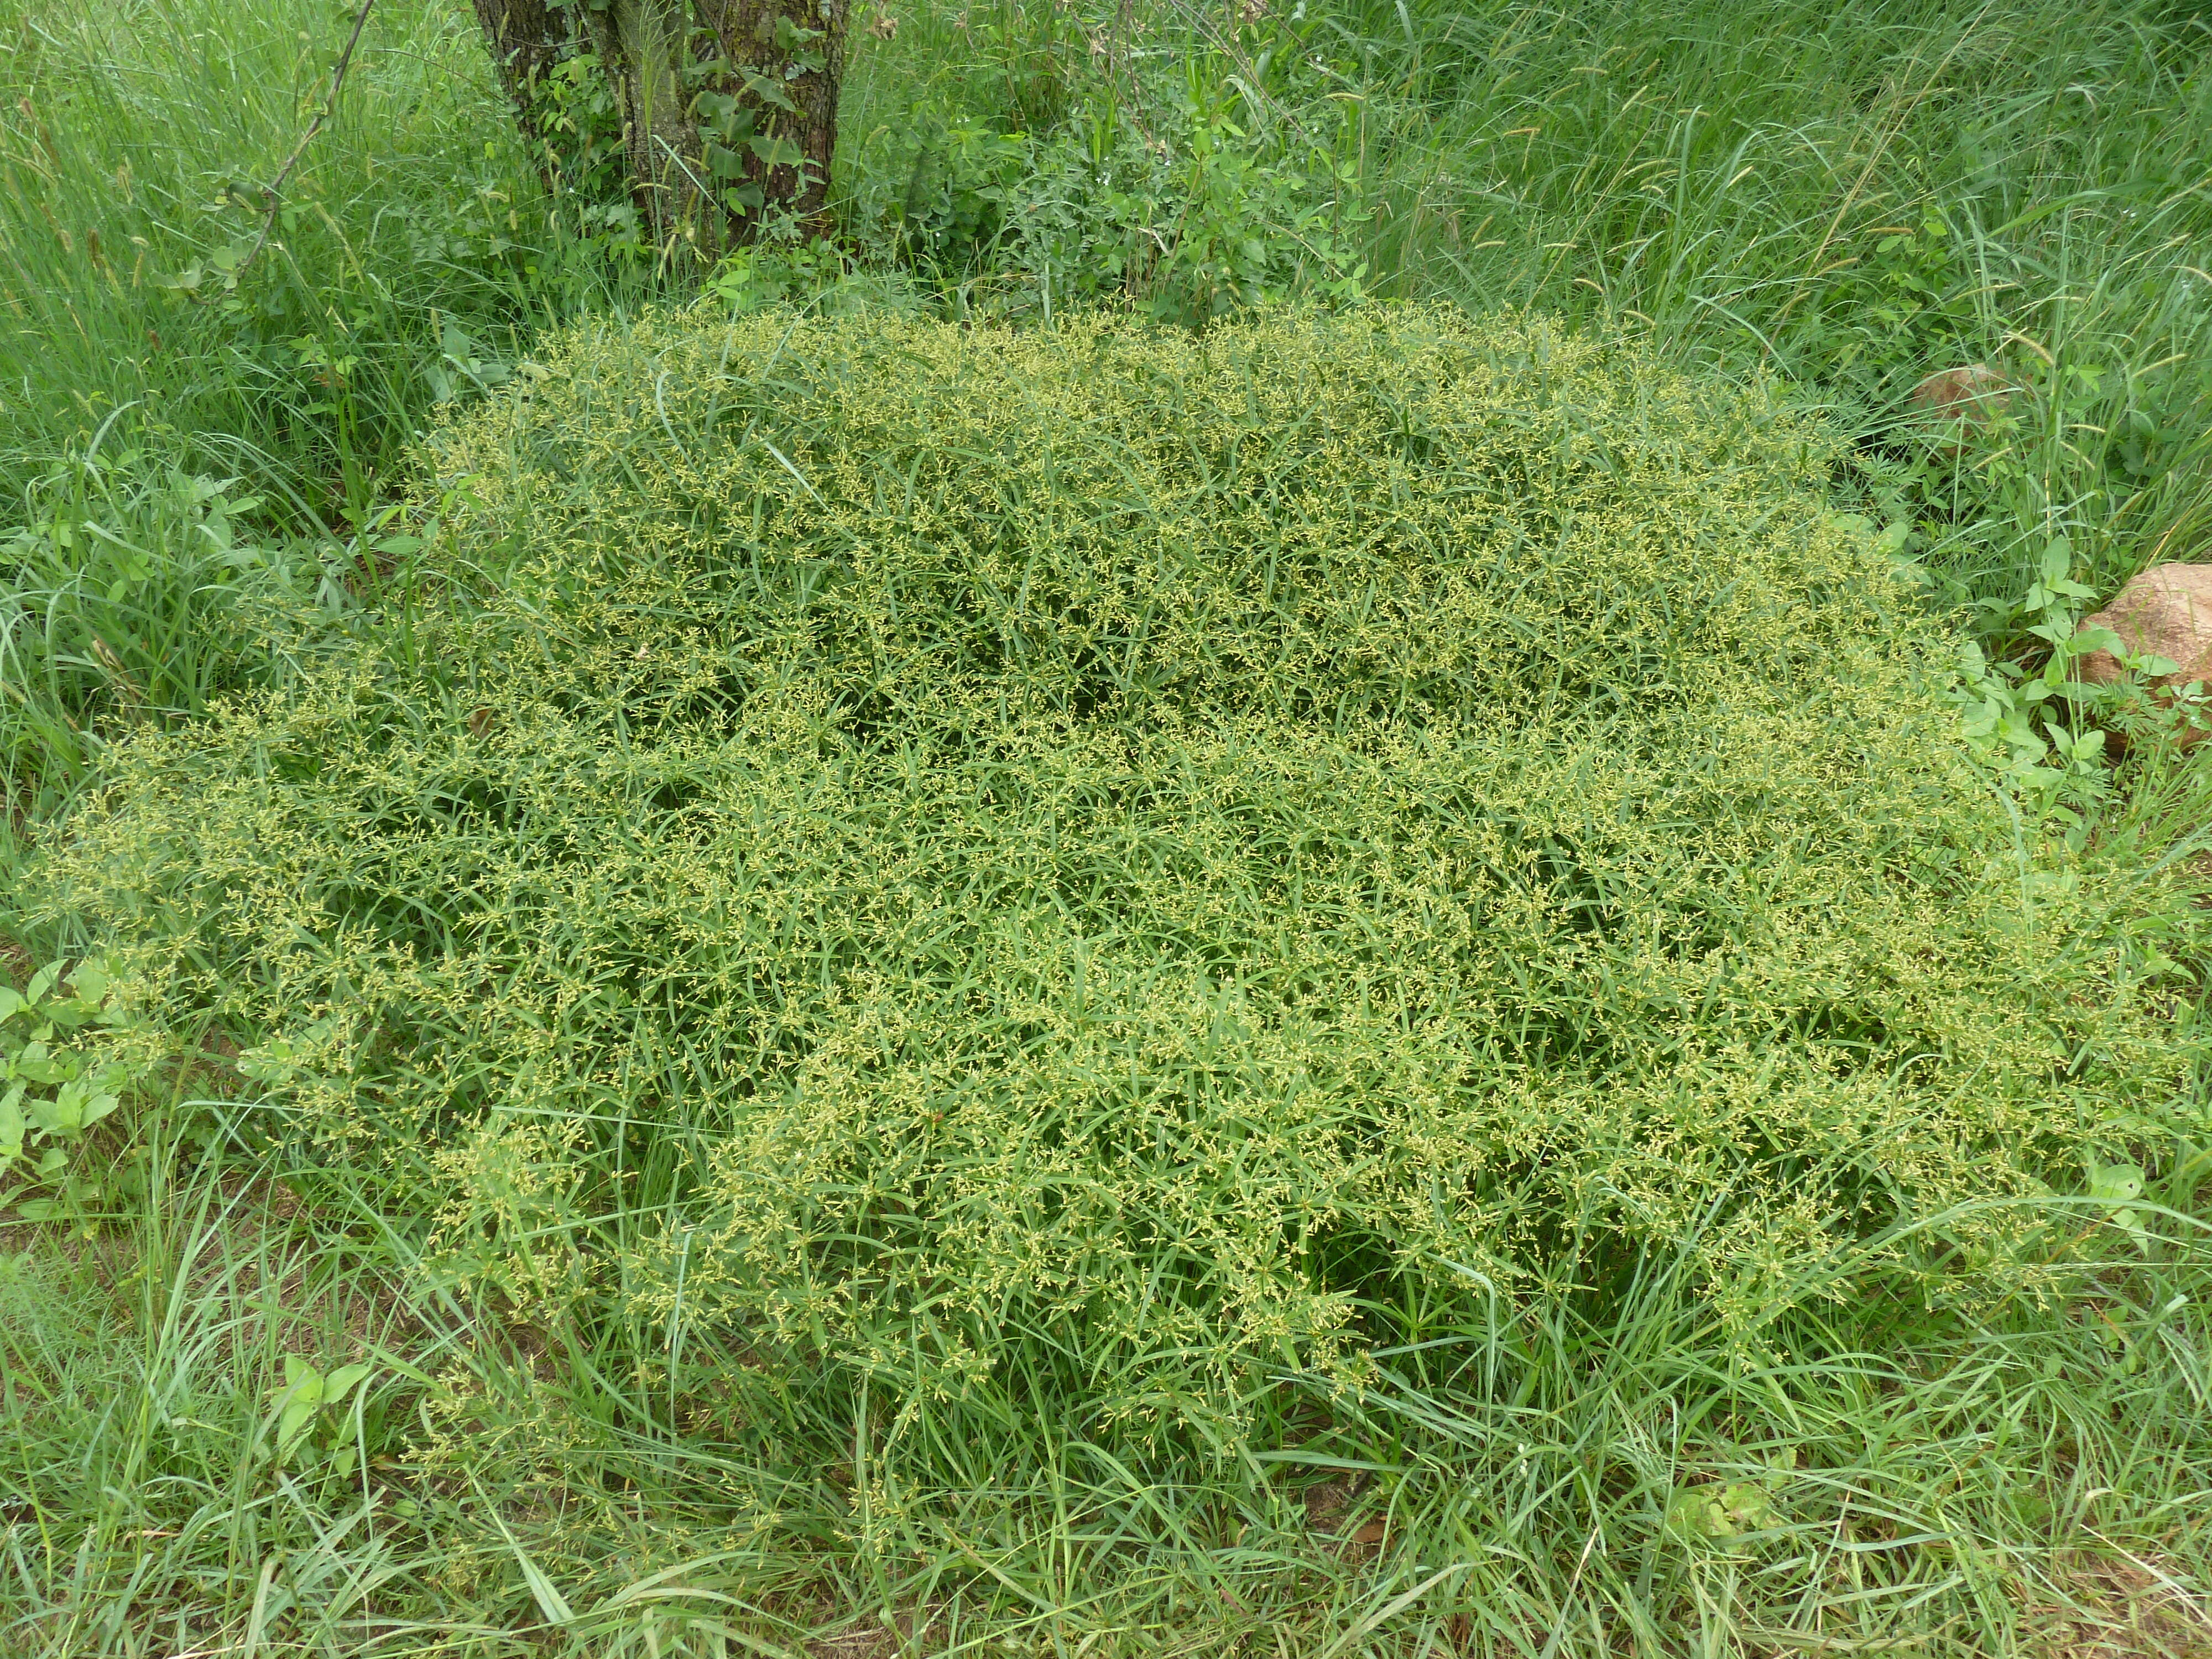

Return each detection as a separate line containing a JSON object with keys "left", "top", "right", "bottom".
{"left": 0, "top": 0, "right": 581, "bottom": 818}
{"left": 1342, "top": 0, "right": 2212, "bottom": 612}
{"left": 838, "top": 0, "right": 2212, "bottom": 612}
{"left": 0, "top": 0, "right": 566, "bottom": 502}
{"left": 10, "top": 1082, "right": 2212, "bottom": 1654}
{"left": 5, "top": 0, "right": 2212, "bottom": 1653}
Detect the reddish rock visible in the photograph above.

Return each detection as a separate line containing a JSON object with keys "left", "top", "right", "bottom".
{"left": 1911, "top": 363, "right": 2012, "bottom": 450}
{"left": 2076, "top": 564, "right": 2212, "bottom": 745}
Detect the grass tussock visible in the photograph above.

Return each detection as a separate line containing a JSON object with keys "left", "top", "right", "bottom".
{"left": 5, "top": 0, "right": 2212, "bottom": 1651}
{"left": 22, "top": 308, "right": 2206, "bottom": 1465}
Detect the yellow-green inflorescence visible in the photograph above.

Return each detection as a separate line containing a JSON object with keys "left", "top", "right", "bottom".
{"left": 25, "top": 306, "right": 2203, "bottom": 1452}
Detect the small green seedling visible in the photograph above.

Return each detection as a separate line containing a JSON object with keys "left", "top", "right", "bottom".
{"left": 0, "top": 957, "right": 142, "bottom": 1227}
{"left": 1665, "top": 1446, "right": 1797, "bottom": 1549}
{"left": 268, "top": 1355, "right": 376, "bottom": 1474}
{"left": 1942, "top": 537, "right": 2184, "bottom": 832}
{"left": 1665, "top": 1480, "right": 1780, "bottom": 1543}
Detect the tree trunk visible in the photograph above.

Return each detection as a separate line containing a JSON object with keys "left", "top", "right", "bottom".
{"left": 468, "top": 0, "right": 847, "bottom": 251}
{"left": 697, "top": 0, "right": 847, "bottom": 230}
{"left": 468, "top": 0, "right": 571, "bottom": 149}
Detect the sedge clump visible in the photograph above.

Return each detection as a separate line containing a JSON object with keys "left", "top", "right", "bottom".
{"left": 24, "top": 307, "right": 2200, "bottom": 1455}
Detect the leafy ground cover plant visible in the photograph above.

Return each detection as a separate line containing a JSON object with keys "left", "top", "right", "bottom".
{"left": 0, "top": 956, "right": 154, "bottom": 1231}
{"left": 12, "top": 307, "right": 2210, "bottom": 1650}
{"left": 6, "top": 0, "right": 2212, "bottom": 1651}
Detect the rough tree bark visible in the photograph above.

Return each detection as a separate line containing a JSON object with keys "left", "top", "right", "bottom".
{"left": 466, "top": 0, "right": 847, "bottom": 250}
{"left": 468, "top": 0, "right": 571, "bottom": 148}
{"left": 697, "top": 0, "right": 846, "bottom": 228}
